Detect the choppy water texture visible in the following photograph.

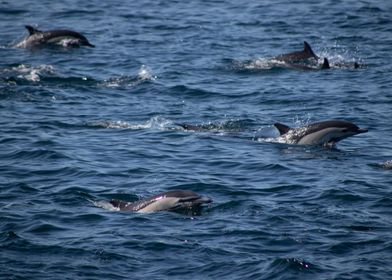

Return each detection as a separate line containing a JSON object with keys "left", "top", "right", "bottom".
{"left": 1, "top": 0, "right": 392, "bottom": 279}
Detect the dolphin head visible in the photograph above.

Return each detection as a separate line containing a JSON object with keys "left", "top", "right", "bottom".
{"left": 79, "top": 36, "right": 95, "bottom": 47}
{"left": 165, "top": 190, "right": 213, "bottom": 211}
{"left": 304, "top": 120, "right": 368, "bottom": 146}
{"left": 322, "top": 121, "right": 368, "bottom": 145}
{"left": 143, "top": 190, "right": 212, "bottom": 213}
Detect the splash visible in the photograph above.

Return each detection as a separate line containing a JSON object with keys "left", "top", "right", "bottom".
{"left": 230, "top": 58, "right": 276, "bottom": 71}
{"left": 0, "top": 64, "right": 55, "bottom": 82}
{"left": 102, "top": 65, "right": 156, "bottom": 88}
{"left": 137, "top": 64, "right": 156, "bottom": 81}
{"left": 317, "top": 42, "right": 362, "bottom": 69}
{"left": 86, "top": 116, "right": 173, "bottom": 130}
{"left": 256, "top": 116, "right": 312, "bottom": 144}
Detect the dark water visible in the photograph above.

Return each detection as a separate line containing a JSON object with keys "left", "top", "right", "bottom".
{"left": 1, "top": 0, "right": 392, "bottom": 279}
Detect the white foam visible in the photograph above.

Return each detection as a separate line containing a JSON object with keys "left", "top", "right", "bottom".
{"left": 93, "top": 200, "right": 120, "bottom": 211}
{"left": 245, "top": 58, "right": 275, "bottom": 70}
{"left": 0, "top": 64, "right": 55, "bottom": 82}
{"left": 87, "top": 116, "right": 173, "bottom": 130}
{"left": 102, "top": 65, "right": 156, "bottom": 88}
{"left": 137, "top": 64, "right": 156, "bottom": 81}
{"left": 381, "top": 160, "right": 392, "bottom": 169}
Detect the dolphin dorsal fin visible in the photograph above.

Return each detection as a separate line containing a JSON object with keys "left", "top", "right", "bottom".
{"left": 25, "top": 25, "right": 42, "bottom": 35}
{"left": 321, "top": 58, "right": 330, "bottom": 69}
{"left": 303, "top": 41, "right": 312, "bottom": 53}
{"left": 274, "top": 123, "right": 291, "bottom": 135}
{"left": 303, "top": 41, "right": 319, "bottom": 59}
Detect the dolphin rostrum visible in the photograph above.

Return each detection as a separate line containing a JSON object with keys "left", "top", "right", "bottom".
{"left": 16, "top": 25, "right": 95, "bottom": 48}
{"left": 274, "top": 41, "right": 319, "bottom": 63}
{"left": 98, "top": 190, "right": 212, "bottom": 213}
{"left": 274, "top": 120, "right": 368, "bottom": 146}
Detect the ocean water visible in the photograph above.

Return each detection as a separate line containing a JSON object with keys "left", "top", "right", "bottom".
{"left": 1, "top": 0, "right": 392, "bottom": 279}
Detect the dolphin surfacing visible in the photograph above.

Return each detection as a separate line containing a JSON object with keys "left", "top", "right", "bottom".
{"left": 274, "top": 41, "right": 319, "bottom": 63}
{"left": 274, "top": 120, "right": 368, "bottom": 146}
{"left": 16, "top": 25, "right": 95, "bottom": 48}
{"left": 101, "top": 190, "right": 212, "bottom": 213}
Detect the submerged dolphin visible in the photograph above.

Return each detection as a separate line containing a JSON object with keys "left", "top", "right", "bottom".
{"left": 100, "top": 190, "right": 212, "bottom": 213}
{"left": 286, "top": 57, "right": 330, "bottom": 70}
{"left": 274, "top": 41, "right": 319, "bottom": 63}
{"left": 274, "top": 120, "right": 368, "bottom": 146}
{"left": 177, "top": 123, "right": 207, "bottom": 131}
{"left": 16, "top": 25, "right": 95, "bottom": 48}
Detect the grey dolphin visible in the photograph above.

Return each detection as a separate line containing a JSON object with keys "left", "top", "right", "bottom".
{"left": 105, "top": 190, "right": 212, "bottom": 213}
{"left": 274, "top": 41, "right": 319, "bottom": 63}
{"left": 16, "top": 25, "right": 95, "bottom": 48}
{"left": 274, "top": 120, "right": 368, "bottom": 146}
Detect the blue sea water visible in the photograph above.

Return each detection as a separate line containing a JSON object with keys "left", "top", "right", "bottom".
{"left": 1, "top": 0, "right": 392, "bottom": 279}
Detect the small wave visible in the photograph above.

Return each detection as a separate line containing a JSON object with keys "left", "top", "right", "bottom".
{"left": 27, "top": 223, "right": 67, "bottom": 234}
{"left": 263, "top": 257, "right": 321, "bottom": 279}
{"left": 0, "top": 8, "right": 28, "bottom": 15}
{"left": 101, "top": 65, "right": 156, "bottom": 88}
{"left": 3, "top": 149, "right": 70, "bottom": 161}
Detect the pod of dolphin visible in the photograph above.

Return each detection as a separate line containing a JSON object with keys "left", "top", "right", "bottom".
{"left": 15, "top": 25, "right": 372, "bottom": 214}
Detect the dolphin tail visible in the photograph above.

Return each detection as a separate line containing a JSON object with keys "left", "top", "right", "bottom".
{"left": 321, "top": 58, "right": 330, "bottom": 69}
{"left": 274, "top": 123, "right": 291, "bottom": 135}
{"left": 304, "top": 41, "right": 319, "bottom": 60}
{"left": 25, "top": 25, "right": 42, "bottom": 35}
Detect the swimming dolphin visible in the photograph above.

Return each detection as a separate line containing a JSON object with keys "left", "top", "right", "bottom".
{"left": 16, "top": 25, "right": 95, "bottom": 48}
{"left": 274, "top": 120, "right": 368, "bottom": 146}
{"left": 101, "top": 190, "right": 212, "bottom": 213}
{"left": 274, "top": 41, "right": 319, "bottom": 63}
{"left": 177, "top": 123, "right": 207, "bottom": 131}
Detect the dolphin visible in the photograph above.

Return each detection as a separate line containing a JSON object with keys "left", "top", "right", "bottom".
{"left": 15, "top": 25, "right": 95, "bottom": 48}
{"left": 100, "top": 190, "right": 212, "bottom": 213}
{"left": 274, "top": 41, "right": 319, "bottom": 63}
{"left": 274, "top": 120, "right": 368, "bottom": 146}
{"left": 176, "top": 123, "right": 207, "bottom": 131}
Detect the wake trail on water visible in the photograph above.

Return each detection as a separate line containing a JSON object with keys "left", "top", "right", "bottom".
{"left": 0, "top": 63, "right": 156, "bottom": 88}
